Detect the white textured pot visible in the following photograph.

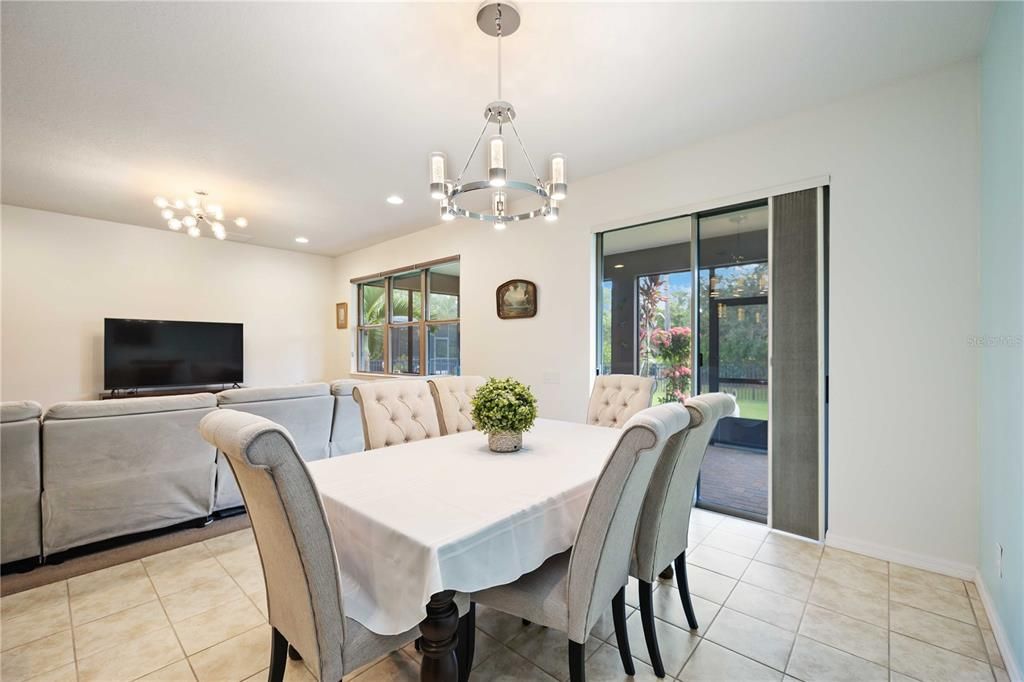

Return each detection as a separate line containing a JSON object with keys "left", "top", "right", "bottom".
{"left": 487, "top": 431, "right": 522, "bottom": 453}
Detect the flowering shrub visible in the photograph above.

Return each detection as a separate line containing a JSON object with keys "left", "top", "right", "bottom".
{"left": 657, "top": 326, "right": 693, "bottom": 403}
{"left": 471, "top": 377, "right": 538, "bottom": 434}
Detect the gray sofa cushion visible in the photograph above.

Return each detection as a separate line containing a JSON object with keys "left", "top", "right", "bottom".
{"left": 217, "top": 383, "right": 329, "bottom": 405}
{"left": 41, "top": 399, "right": 217, "bottom": 554}
{"left": 1, "top": 402, "right": 42, "bottom": 562}
{"left": 1, "top": 400, "right": 42, "bottom": 423}
{"left": 45, "top": 393, "right": 217, "bottom": 420}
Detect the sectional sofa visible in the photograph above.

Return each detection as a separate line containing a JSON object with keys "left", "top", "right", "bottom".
{"left": 0, "top": 380, "right": 366, "bottom": 566}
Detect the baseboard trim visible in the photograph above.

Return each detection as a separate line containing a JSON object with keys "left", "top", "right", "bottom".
{"left": 824, "top": 532, "right": 976, "bottom": 579}
{"left": 974, "top": 570, "right": 1023, "bottom": 682}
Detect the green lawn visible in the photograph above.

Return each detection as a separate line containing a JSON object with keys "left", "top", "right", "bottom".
{"left": 735, "top": 398, "right": 768, "bottom": 421}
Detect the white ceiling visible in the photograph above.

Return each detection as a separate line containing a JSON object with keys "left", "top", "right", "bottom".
{"left": 1, "top": 2, "right": 992, "bottom": 256}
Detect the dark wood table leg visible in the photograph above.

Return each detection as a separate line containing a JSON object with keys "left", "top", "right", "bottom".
{"left": 420, "top": 590, "right": 460, "bottom": 682}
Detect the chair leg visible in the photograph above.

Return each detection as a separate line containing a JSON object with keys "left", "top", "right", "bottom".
{"left": 568, "top": 640, "right": 586, "bottom": 682}
{"left": 674, "top": 552, "right": 699, "bottom": 630}
{"left": 465, "top": 602, "right": 476, "bottom": 675}
{"left": 287, "top": 645, "right": 302, "bottom": 661}
{"left": 638, "top": 581, "right": 666, "bottom": 678}
{"left": 611, "top": 587, "right": 635, "bottom": 676}
{"left": 269, "top": 628, "right": 287, "bottom": 682}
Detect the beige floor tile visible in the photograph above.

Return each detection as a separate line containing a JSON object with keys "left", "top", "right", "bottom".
{"left": 146, "top": 557, "right": 231, "bottom": 598}
{"left": 138, "top": 659, "right": 198, "bottom": 681}
{"left": 725, "top": 582, "right": 805, "bottom": 632}
{"left": 475, "top": 604, "right": 529, "bottom": 644}
{"left": 688, "top": 524, "right": 715, "bottom": 547}
{"left": 252, "top": 659, "right": 315, "bottom": 682}
{"left": 889, "top": 673, "right": 919, "bottom": 682}
{"left": 809, "top": 576, "right": 888, "bottom": 628}
{"left": 0, "top": 630, "right": 75, "bottom": 682}
{"left": 348, "top": 651, "right": 419, "bottom": 681}
{"left": 23, "top": 662, "right": 77, "bottom": 682}
{"left": 890, "top": 602, "right": 987, "bottom": 662}
{"left": 74, "top": 599, "right": 170, "bottom": 658}
{"left": 188, "top": 625, "right": 270, "bottom": 682}
{"left": 2, "top": 583, "right": 68, "bottom": 623}
{"left": 798, "top": 604, "right": 888, "bottom": 666}
{"left": 204, "top": 529, "right": 256, "bottom": 557}
{"left": 762, "top": 532, "right": 825, "bottom": 556}
{"left": 622, "top": 609, "right": 700, "bottom": 677}
{"left": 786, "top": 635, "right": 888, "bottom": 682}
{"left": 685, "top": 564, "right": 738, "bottom": 604}
{"left": 965, "top": 581, "right": 981, "bottom": 600}
{"left": 890, "top": 563, "right": 966, "bottom": 596}
{"left": 690, "top": 508, "right": 725, "bottom": 528}
{"left": 624, "top": 576, "right": 642, "bottom": 608}
{"left": 687, "top": 545, "right": 752, "bottom": 579}
{"left": 506, "top": 624, "right": 600, "bottom": 681}
{"left": 755, "top": 540, "right": 822, "bottom": 577}
{"left": 651, "top": 583, "right": 720, "bottom": 634}
{"left": 816, "top": 557, "right": 889, "bottom": 598}
{"left": 981, "top": 627, "right": 1004, "bottom": 668}
{"left": 248, "top": 590, "right": 269, "bottom": 619}
{"left": 972, "top": 598, "right": 993, "bottom": 630}
{"left": 77, "top": 626, "right": 183, "bottom": 682}
{"left": 701, "top": 529, "right": 765, "bottom": 559}
{"left": 143, "top": 542, "right": 215, "bottom": 570}
{"left": 993, "top": 665, "right": 1011, "bottom": 682}
{"left": 679, "top": 640, "right": 782, "bottom": 682}
{"left": 889, "top": 632, "right": 994, "bottom": 682}
{"left": 231, "top": 566, "right": 267, "bottom": 595}
{"left": 821, "top": 546, "right": 888, "bottom": 575}
{"left": 703, "top": 608, "right": 795, "bottom": 671}
{"left": 468, "top": 629, "right": 505, "bottom": 670}
{"left": 68, "top": 562, "right": 158, "bottom": 624}
{"left": 174, "top": 595, "right": 267, "bottom": 655}
{"left": 584, "top": 643, "right": 662, "bottom": 681}
{"left": 161, "top": 574, "right": 247, "bottom": 623}
{"left": 1, "top": 596, "right": 71, "bottom": 651}
{"left": 471, "top": 647, "right": 558, "bottom": 682}
{"left": 890, "top": 577, "right": 975, "bottom": 624}
{"left": 215, "top": 545, "right": 263, "bottom": 577}
{"left": 717, "top": 517, "right": 770, "bottom": 542}
{"left": 741, "top": 560, "right": 813, "bottom": 601}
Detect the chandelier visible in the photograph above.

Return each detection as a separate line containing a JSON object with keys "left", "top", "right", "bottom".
{"left": 152, "top": 191, "right": 248, "bottom": 240}
{"left": 429, "top": 2, "right": 566, "bottom": 228}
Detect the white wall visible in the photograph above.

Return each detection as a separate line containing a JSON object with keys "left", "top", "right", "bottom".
{"left": 333, "top": 61, "right": 981, "bottom": 571}
{"left": 1, "top": 206, "right": 336, "bottom": 408}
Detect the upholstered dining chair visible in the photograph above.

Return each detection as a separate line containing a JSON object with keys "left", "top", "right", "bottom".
{"left": 586, "top": 374, "right": 657, "bottom": 428}
{"left": 428, "top": 375, "right": 486, "bottom": 436}
{"left": 627, "top": 392, "right": 737, "bottom": 677}
{"left": 468, "top": 403, "right": 691, "bottom": 682}
{"left": 352, "top": 379, "right": 441, "bottom": 450}
{"left": 199, "top": 409, "right": 469, "bottom": 682}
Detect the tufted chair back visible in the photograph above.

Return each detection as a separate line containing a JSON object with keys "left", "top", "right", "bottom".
{"left": 428, "top": 375, "right": 486, "bottom": 435}
{"left": 352, "top": 380, "right": 442, "bottom": 450}
{"left": 586, "top": 375, "right": 657, "bottom": 428}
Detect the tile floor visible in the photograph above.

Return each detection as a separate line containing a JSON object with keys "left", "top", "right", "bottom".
{"left": 0, "top": 509, "right": 1011, "bottom": 682}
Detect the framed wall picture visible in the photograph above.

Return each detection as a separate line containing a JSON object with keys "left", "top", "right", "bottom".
{"left": 336, "top": 302, "right": 348, "bottom": 329}
{"left": 496, "top": 279, "right": 537, "bottom": 319}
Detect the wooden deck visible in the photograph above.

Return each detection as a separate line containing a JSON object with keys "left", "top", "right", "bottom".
{"left": 698, "top": 444, "right": 768, "bottom": 518}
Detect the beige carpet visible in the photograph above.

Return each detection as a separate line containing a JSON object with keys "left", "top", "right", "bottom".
{"left": 0, "top": 514, "right": 252, "bottom": 597}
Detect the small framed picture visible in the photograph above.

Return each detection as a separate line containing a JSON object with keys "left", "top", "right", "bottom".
{"left": 496, "top": 279, "right": 537, "bottom": 319}
{"left": 336, "top": 302, "right": 348, "bottom": 329}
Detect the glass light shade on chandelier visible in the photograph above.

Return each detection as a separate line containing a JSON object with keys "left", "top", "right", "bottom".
{"left": 428, "top": 2, "right": 566, "bottom": 226}
{"left": 153, "top": 191, "right": 248, "bottom": 240}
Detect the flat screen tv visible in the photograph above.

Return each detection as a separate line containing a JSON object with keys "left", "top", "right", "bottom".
{"left": 104, "top": 318, "right": 243, "bottom": 390}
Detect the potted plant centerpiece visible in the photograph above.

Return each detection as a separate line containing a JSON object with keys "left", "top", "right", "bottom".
{"left": 470, "top": 377, "right": 538, "bottom": 453}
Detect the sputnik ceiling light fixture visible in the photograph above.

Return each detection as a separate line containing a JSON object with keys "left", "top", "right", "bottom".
{"left": 429, "top": 2, "right": 566, "bottom": 228}
{"left": 152, "top": 191, "right": 248, "bottom": 240}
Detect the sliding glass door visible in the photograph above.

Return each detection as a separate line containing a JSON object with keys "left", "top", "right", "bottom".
{"left": 696, "top": 204, "right": 769, "bottom": 522}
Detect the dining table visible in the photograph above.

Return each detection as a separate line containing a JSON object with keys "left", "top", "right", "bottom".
{"left": 305, "top": 417, "right": 623, "bottom": 682}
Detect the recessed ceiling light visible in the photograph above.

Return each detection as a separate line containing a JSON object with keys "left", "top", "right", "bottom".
{"left": 295, "top": 237, "right": 309, "bottom": 244}
{"left": 613, "top": 264, "right": 625, "bottom": 269}
{"left": 386, "top": 195, "right": 404, "bottom": 205}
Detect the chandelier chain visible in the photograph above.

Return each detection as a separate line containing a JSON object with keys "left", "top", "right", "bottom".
{"left": 496, "top": 4, "right": 502, "bottom": 100}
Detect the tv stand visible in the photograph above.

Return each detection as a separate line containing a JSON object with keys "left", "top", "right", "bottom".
{"left": 101, "top": 384, "right": 244, "bottom": 400}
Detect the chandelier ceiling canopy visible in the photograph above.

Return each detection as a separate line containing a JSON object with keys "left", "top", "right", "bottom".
{"left": 429, "top": 2, "right": 566, "bottom": 229}
{"left": 152, "top": 191, "right": 248, "bottom": 240}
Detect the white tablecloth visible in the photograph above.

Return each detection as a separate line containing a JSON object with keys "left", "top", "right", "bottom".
{"left": 306, "top": 418, "right": 621, "bottom": 635}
